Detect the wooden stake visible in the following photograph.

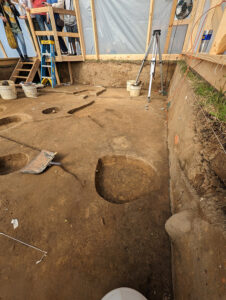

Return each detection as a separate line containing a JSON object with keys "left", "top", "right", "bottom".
{"left": 145, "top": 0, "right": 155, "bottom": 51}
{"left": 27, "top": 10, "right": 41, "bottom": 58}
{"left": 68, "top": 62, "right": 73, "bottom": 84}
{"left": 73, "top": 0, "right": 86, "bottom": 60}
{"left": 90, "top": 0, "right": 99, "bottom": 60}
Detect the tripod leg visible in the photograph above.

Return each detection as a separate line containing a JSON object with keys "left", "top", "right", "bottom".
{"left": 135, "top": 37, "right": 153, "bottom": 85}
{"left": 147, "top": 36, "right": 157, "bottom": 103}
{"left": 156, "top": 33, "right": 164, "bottom": 95}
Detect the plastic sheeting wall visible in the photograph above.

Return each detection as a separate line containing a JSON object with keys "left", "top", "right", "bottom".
{"left": 168, "top": 25, "right": 188, "bottom": 54}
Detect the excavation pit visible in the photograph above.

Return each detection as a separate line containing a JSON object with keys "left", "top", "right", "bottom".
{"left": 95, "top": 155, "right": 157, "bottom": 204}
{"left": 0, "top": 115, "right": 22, "bottom": 130}
{"left": 42, "top": 107, "right": 60, "bottom": 114}
{"left": 0, "top": 153, "right": 28, "bottom": 175}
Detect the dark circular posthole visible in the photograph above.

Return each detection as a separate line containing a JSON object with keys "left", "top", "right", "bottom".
{"left": 0, "top": 116, "right": 21, "bottom": 130}
{"left": 42, "top": 107, "right": 60, "bottom": 114}
{"left": 95, "top": 155, "right": 157, "bottom": 204}
{"left": 0, "top": 153, "right": 28, "bottom": 175}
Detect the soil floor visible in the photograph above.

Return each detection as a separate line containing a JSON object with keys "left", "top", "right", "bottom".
{"left": 0, "top": 86, "right": 172, "bottom": 300}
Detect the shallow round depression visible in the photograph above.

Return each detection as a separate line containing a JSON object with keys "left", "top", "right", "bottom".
{"left": 42, "top": 107, "right": 60, "bottom": 114}
{"left": 95, "top": 155, "right": 157, "bottom": 204}
{"left": 0, "top": 153, "right": 28, "bottom": 175}
{"left": 0, "top": 115, "right": 22, "bottom": 130}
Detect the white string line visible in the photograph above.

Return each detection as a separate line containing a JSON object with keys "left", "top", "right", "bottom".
{"left": 0, "top": 232, "right": 47, "bottom": 255}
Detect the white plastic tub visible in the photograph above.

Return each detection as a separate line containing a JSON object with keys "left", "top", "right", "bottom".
{"left": 22, "top": 84, "right": 38, "bottom": 98}
{"left": 0, "top": 85, "right": 17, "bottom": 100}
{"left": 130, "top": 84, "right": 141, "bottom": 97}
{"left": 126, "top": 80, "right": 136, "bottom": 91}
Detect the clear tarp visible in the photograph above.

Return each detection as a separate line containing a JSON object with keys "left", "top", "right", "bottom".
{"left": 168, "top": 25, "right": 188, "bottom": 54}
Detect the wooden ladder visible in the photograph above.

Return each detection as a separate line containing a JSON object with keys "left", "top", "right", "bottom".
{"left": 10, "top": 58, "right": 40, "bottom": 83}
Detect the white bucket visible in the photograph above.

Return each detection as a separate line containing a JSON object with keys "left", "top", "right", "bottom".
{"left": 130, "top": 84, "right": 141, "bottom": 97}
{"left": 126, "top": 80, "right": 136, "bottom": 91}
{"left": 0, "top": 85, "right": 17, "bottom": 100}
{"left": 22, "top": 84, "right": 38, "bottom": 98}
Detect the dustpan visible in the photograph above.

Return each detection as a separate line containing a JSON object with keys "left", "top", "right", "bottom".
{"left": 21, "top": 150, "right": 58, "bottom": 174}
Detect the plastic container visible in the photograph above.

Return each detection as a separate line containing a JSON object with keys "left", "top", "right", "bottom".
{"left": 22, "top": 83, "right": 38, "bottom": 98}
{"left": 126, "top": 80, "right": 136, "bottom": 91}
{"left": 0, "top": 84, "right": 17, "bottom": 100}
{"left": 130, "top": 84, "right": 141, "bottom": 97}
{"left": 102, "top": 287, "right": 147, "bottom": 300}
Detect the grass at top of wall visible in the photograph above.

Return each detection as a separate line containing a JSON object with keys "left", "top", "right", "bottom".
{"left": 178, "top": 61, "right": 226, "bottom": 122}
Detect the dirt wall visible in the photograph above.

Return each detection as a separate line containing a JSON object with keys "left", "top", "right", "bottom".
{"left": 0, "top": 65, "right": 15, "bottom": 80}
{"left": 58, "top": 61, "right": 176, "bottom": 89}
{"left": 167, "top": 65, "right": 226, "bottom": 299}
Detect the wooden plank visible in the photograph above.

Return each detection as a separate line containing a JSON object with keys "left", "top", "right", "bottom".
{"left": 182, "top": 0, "right": 199, "bottom": 52}
{"left": 145, "top": 0, "right": 155, "bottom": 50}
{"left": 68, "top": 62, "right": 73, "bottom": 84}
{"left": 27, "top": 58, "right": 40, "bottom": 82}
{"left": 9, "top": 59, "right": 23, "bottom": 82}
{"left": 164, "top": 0, "right": 178, "bottom": 54}
{"left": 183, "top": 52, "right": 226, "bottom": 65}
{"left": 85, "top": 54, "right": 181, "bottom": 61}
{"left": 210, "top": 5, "right": 226, "bottom": 54}
{"left": 73, "top": 0, "right": 86, "bottom": 60}
{"left": 48, "top": 6, "right": 62, "bottom": 61}
{"left": 35, "top": 31, "right": 79, "bottom": 38}
{"left": 0, "top": 40, "right": 7, "bottom": 58}
{"left": 30, "top": 7, "right": 49, "bottom": 13}
{"left": 61, "top": 55, "right": 84, "bottom": 62}
{"left": 27, "top": 10, "right": 41, "bottom": 58}
{"left": 52, "top": 8, "right": 76, "bottom": 15}
{"left": 90, "top": 0, "right": 99, "bottom": 60}
{"left": 173, "top": 19, "right": 190, "bottom": 26}
{"left": 0, "top": 58, "right": 19, "bottom": 66}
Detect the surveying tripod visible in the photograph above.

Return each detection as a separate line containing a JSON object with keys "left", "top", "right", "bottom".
{"left": 135, "top": 30, "right": 164, "bottom": 108}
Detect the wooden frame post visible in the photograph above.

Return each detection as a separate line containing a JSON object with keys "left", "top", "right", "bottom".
{"left": 145, "top": 0, "right": 155, "bottom": 51}
{"left": 164, "top": 0, "right": 178, "bottom": 54}
{"left": 90, "top": 0, "right": 99, "bottom": 60}
{"left": 27, "top": 10, "right": 41, "bottom": 58}
{"left": 0, "top": 40, "right": 7, "bottom": 58}
{"left": 48, "top": 6, "right": 62, "bottom": 60}
{"left": 210, "top": 8, "right": 226, "bottom": 54}
{"left": 73, "top": 0, "right": 86, "bottom": 60}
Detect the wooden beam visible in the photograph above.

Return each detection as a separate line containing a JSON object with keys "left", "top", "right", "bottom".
{"left": 173, "top": 19, "right": 190, "bottom": 26}
{"left": 27, "top": 10, "right": 41, "bottom": 58}
{"left": 145, "top": 0, "right": 155, "bottom": 50}
{"left": 90, "top": 0, "right": 99, "bottom": 60}
{"left": 73, "top": 0, "right": 86, "bottom": 60}
{"left": 182, "top": 0, "right": 199, "bottom": 52}
{"left": 85, "top": 54, "right": 181, "bottom": 61}
{"left": 210, "top": 5, "right": 226, "bottom": 54}
{"left": 55, "top": 63, "right": 61, "bottom": 85}
{"left": 48, "top": 6, "right": 62, "bottom": 60}
{"left": 0, "top": 40, "right": 7, "bottom": 58}
{"left": 35, "top": 31, "right": 79, "bottom": 38}
{"left": 52, "top": 8, "right": 76, "bottom": 15}
{"left": 183, "top": 52, "right": 226, "bottom": 65}
{"left": 30, "top": 7, "right": 49, "bottom": 13}
{"left": 164, "top": 0, "right": 178, "bottom": 54}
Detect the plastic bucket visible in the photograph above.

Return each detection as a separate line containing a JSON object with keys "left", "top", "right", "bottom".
{"left": 22, "top": 84, "right": 38, "bottom": 98}
{"left": 127, "top": 80, "right": 136, "bottom": 91}
{"left": 130, "top": 84, "right": 141, "bottom": 97}
{"left": 0, "top": 85, "right": 17, "bottom": 100}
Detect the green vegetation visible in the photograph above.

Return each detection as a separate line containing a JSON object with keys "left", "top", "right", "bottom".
{"left": 178, "top": 61, "right": 226, "bottom": 122}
